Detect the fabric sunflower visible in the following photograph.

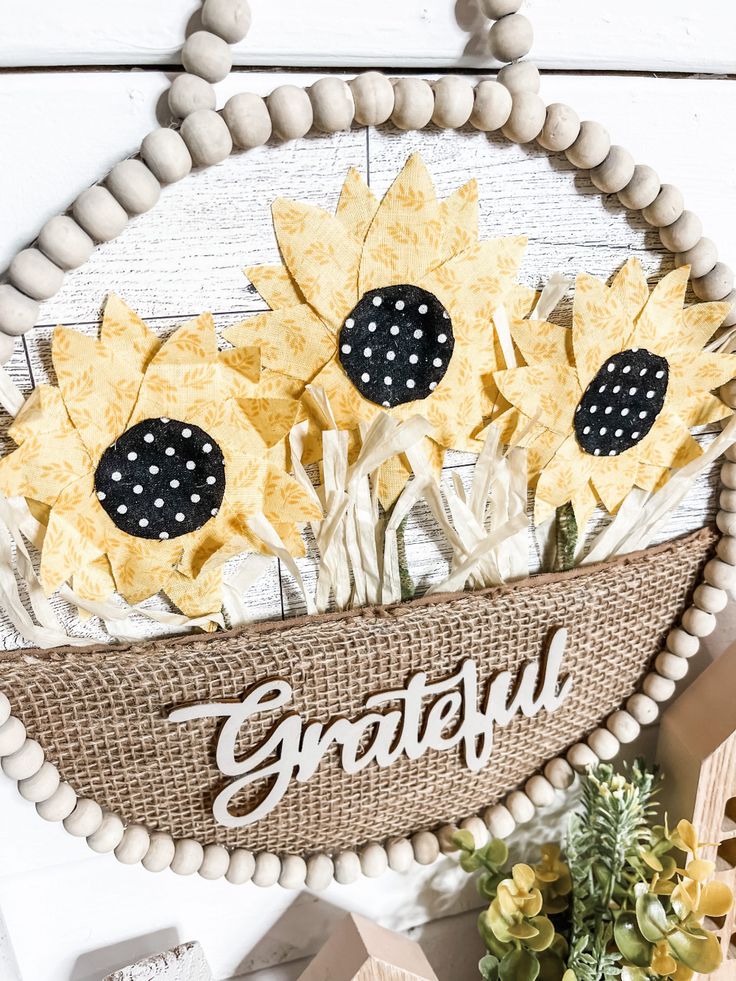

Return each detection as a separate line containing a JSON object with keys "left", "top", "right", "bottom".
{"left": 225, "top": 153, "right": 532, "bottom": 506}
{"left": 494, "top": 258, "right": 736, "bottom": 527}
{"left": 0, "top": 295, "right": 319, "bottom": 620}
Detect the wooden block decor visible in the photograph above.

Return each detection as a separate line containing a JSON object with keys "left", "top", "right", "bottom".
{"left": 102, "top": 941, "right": 214, "bottom": 981}
{"left": 297, "top": 914, "right": 439, "bottom": 981}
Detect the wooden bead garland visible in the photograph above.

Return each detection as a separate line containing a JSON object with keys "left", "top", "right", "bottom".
{"left": 252, "top": 851, "right": 281, "bottom": 887}
{"left": 460, "top": 815, "right": 490, "bottom": 848}
{"left": 497, "top": 61, "right": 540, "bottom": 95}
{"left": 565, "top": 120, "right": 611, "bottom": 170}
{"left": 181, "top": 31, "right": 233, "bottom": 84}
{"left": 141, "top": 129, "right": 193, "bottom": 184}
{"left": 642, "top": 183, "right": 684, "bottom": 227}
{"left": 483, "top": 803, "right": 516, "bottom": 839}
{"left": 1, "top": 737, "right": 43, "bottom": 780}
{"left": 626, "top": 693, "right": 659, "bottom": 726}
{"left": 666, "top": 627, "right": 700, "bottom": 658}
{"left": 169, "top": 73, "right": 217, "bottom": 120}
{"left": 278, "top": 854, "right": 307, "bottom": 889}
{"left": 226, "top": 848, "right": 256, "bottom": 884}
{"left": 481, "top": 0, "right": 522, "bottom": 17}
{"left": 489, "top": 14, "right": 534, "bottom": 63}
{"left": 470, "top": 80, "right": 512, "bottom": 132}
{"left": 180, "top": 109, "right": 233, "bottom": 166}
{"left": 73, "top": 186, "right": 128, "bottom": 242}
{"left": 544, "top": 757, "right": 574, "bottom": 790}
{"left": 0, "top": 692, "right": 8, "bottom": 728}
{"left": 17, "top": 761, "right": 60, "bottom": 803}
{"left": 305, "top": 852, "right": 335, "bottom": 890}
{"left": 114, "top": 824, "right": 151, "bottom": 864}
{"left": 201, "top": 0, "right": 252, "bottom": 44}
{"left": 333, "top": 849, "right": 362, "bottom": 883}
{"left": 587, "top": 727, "right": 620, "bottom": 761}
{"left": 87, "top": 811, "right": 125, "bottom": 853}
{"left": 431, "top": 75, "right": 475, "bottom": 129}
{"left": 309, "top": 77, "right": 355, "bottom": 134}
{"left": 267, "top": 85, "right": 314, "bottom": 142}
{"left": 63, "top": 798, "right": 103, "bottom": 837}
{"left": 675, "top": 237, "right": 718, "bottom": 279}
{"left": 411, "top": 831, "right": 440, "bottom": 866}
{"left": 359, "top": 842, "right": 389, "bottom": 877}
{"left": 693, "top": 582, "right": 728, "bottom": 613}
{"left": 618, "top": 164, "right": 661, "bottom": 211}
{"left": 506, "top": 790, "right": 535, "bottom": 824}
{"left": 36, "top": 782, "right": 77, "bottom": 822}
{"left": 659, "top": 210, "right": 703, "bottom": 254}
{"left": 0, "top": 285, "right": 39, "bottom": 337}
{"left": 502, "top": 91, "right": 546, "bottom": 144}
{"left": 391, "top": 78, "right": 435, "bottom": 131}
{"left": 142, "top": 832, "right": 176, "bottom": 872}
{"left": 350, "top": 72, "right": 395, "bottom": 127}
{"left": 717, "top": 535, "right": 736, "bottom": 563}
{"left": 693, "top": 261, "right": 735, "bottom": 301}
{"left": 590, "top": 146, "right": 636, "bottom": 195}
{"left": 703, "top": 557, "right": 736, "bottom": 592}
{"left": 642, "top": 672, "right": 676, "bottom": 703}
{"left": 223, "top": 93, "right": 272, "bottom": 148}
{"left": 537, "top": 103, "right": 580, "bottom": 153}
{"left": 567, "top": 742, "right": 598, "bottom": 771}
{"left": 199, "top": 843, "right": 231, "bottom": 880}
{"left": 606, "top": 711, "right": 640, "bottom": 744}
{"left": 655, "top": 651, "right": 689, "bottom": 682}
{"left": 107, "top": 159, "right": 161, "bottom": 215}
{"left": 386, "top": 837, "right": 414, "bottom": 872}
{"left": 8, "top": 248, "right": 64, "bottom": 301}
{"left": 171, "top": 838, "right": 205, "bottom": 875}
{"left": 437, "top": 823, "right": 459, "bottom": 854}
{"left": 38, "top": 215, "right": 94, "bottom": 270}
{"left": 524, "top": 774, "right": 556, "bottom": 808}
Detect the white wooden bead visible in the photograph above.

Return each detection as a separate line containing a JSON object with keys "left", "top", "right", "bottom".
{"left": 567, "top": 742, "right": 598, "bottom": 771}
{"left": 9, "top": 248, "right": 64, "bottom": 301}
{"left": 18, "top": 761, "right": 60, "bottom": 803}
{"left": 223, "top": 92, "right": 272, "bottom": 148}
{"left": 470, "top": 80, "right": 512, "bottom": 132}
{"left": 168, "top": 73, "right": 217, "bottom": 119}
{"left": 717, "top": 535, "right": 736, "bottom": 563}
{"left": 693, "top": 582, "right": 728, "bottom": 614}
{"left": 431, "top": 75, "right": 474, "bottom": 129}
{"left": 642, "top": 672, "right": 676, "bottom": 703}
{"left": 199, "top": 843, "right": 231, "bottom": 880}
{"left": 0, "top": 693, "right": 9, "bottom": 728}
{"left": 606, "top": 710, "right": 641, "bottom": 744}
{"left": 309, "top": 77, "right": 355, "bottom": 133}
{"left": 618, "top": 164, "right": 660, "bottom": 211}
{"left": 107, "top": 159, "right": 161, "bottom": 215}
{"left": 681, "top": 605, "right": 716, "bottom": 637}
{"left": 704, "top": 557, "right": 736, "bottom": 590}
{"left": 590, "top": 145, "right": 636, "bottom": 194}
{"left": 483, "top": 804, "right": 515, "bottom": 840}
{"left": 722, "top": 461, "right": 736, "bottom": 489}
{"left": 0, "top": 332, "right": 17, "bottom": 366}
{"left": 497, "top": 61, "right": 540, "bottom": 95}
{"left": 0, "top": 716, "right": 25, "bottom": 756}
{"left": 660, "top": 210, "right": 703, "bottom": 254}
{"left": 38, "top": 215, "right": 94, "bottom": 269}
{"left": 391, "top": 78, "right": 434, "bottom": 131}
{"left": 63, "top": 798, "right": 103, "bottom": 837}
{"left": 142, "top": 832, "right": 176, "bottom": 872}
{"left": 693, "top": 262, "right": 735, "bottom": 302}
{"left": 655, "top": 651, "right": 689, "bottom": 681}
{"left": 386, "top": 837, "right": 414, "bottom": 872}
{"left": 666, "top": 627, "right": 700, "bottom": 658}
{"left": 721, "top": 288, "right": 736, "bottom": 328}
{"left": 333, "top": 849, "right": 362, "bottom": 883}
{"left": 642, "top": 183, "right": 684, "bottom": 227}
{"left": 489, "top": 13, "right": 533, "bottom": 62}
{"left": 201, "top": 0, "right": 251, "bottom": 43}
{"left": 726, "top": 442, "right": 736, "bottom": 462}
{"left": 481, "top": 0, "right": 521, "bottom": 17}
{"left": 460, "top": 815, "right": 489, "bottom": 848}
{"left": 587, "top": 727, "right": 620, "bottom": 761}
{"left": 506, "top": 790, "right": 535, "bottom": 824}
{"left": 565, "top": 120, "right": 611, "bottom": 170}
{"left": 252, "top": 851, "right": 282, "bottom": 887}
{"left": 171, "top": 838, "right": 204, "bottom": 875}
{"left": 2, "top": 738, "right": 43, "bottom": 780}
{"left": 141, "top": 128, "right": 193, "bottom": 184}
{"left": 501, "top": 91, "right": 545, "bottom": 144}
{"left": 537, "top": 102, "right": 580, "bottom": 152}
{"left": 524, "top": 775, "right": 555, "bottom": 808}
{"left": 267, "top": 85, "right": 313, "bottom": 141}
{"left": 360, "top": 843, "right": 389, "bottom": 878}
{"left": 411, "top": 831, "right": 440, "bottom": 866}
{"left": 181, "top": 31, "right": 232, "bottom": 84}
{"left": 36, "top": 782, "right": 77, "bottom": 822}
{"left": 181, "top": 109, "right": 233, "bottom": 166}
{"left": 73, "top": 186, "right": 128, "bottom": 242}
{"left": 87, "top": 811, "right": 125, "bottom": 853}
{"left": 349, "top": 72, "right": 395, "bottom": 126}
{"left": 305, "top": 852, "right": 334, "bottom": 890}
{"left": 0, "top": 285, "right": 39, "bottom": 336}
{"left": 114, "top": 824, "right": 150, "bottom": 865}
{"left": 437, "top": 824, "right": 460, "bottom": 854}
{"left": 544, "top": 757, "right": 574, "bottom": 790}
{"left": 675, "top": 237, "right": 718, "bottom": 279}
{"left": 226, "top": 848, "right": 256, "bottom": 884}
{"left": 278, "top": 853, "right": 307, "bottom": 889}
{"left": 627, "top": 693, "right": 659, "bottom": 726}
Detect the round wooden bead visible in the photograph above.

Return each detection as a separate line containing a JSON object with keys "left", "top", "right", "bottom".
{"left": 181, "top": 109, "right": 233, "bottom": 166}
{"left": 38, "top": 215, "right": 94, "bottom": 270}
{"left": 497, "top": 61, "right": 540, "bottom": 95}
{"left": 618, "top": 164, "right": 660, "bottom": 211}
{"left": 171, "top": 838, "right": 204, "bottom": 875}
{"left": 168, "top": 73, "right": 217, "bottom": 119}
{"left": 386, "top": 837, "right": 414, "bottom": 872}
{"left": 73, "top": 186, "right": 128, "bottom": 242}
{"left": 349, "top": 72, "right": 395, "bottom": 127}
{"left": 481, "top": 0, "right": 521, "bottom": 17}
{"left": 181, "top": 31, "right": 232, "bottom": 84}
{"left": 63, "top": 798, "right": 103, "bottom": 837}
{"left": 506, "top": 790, "right": 535, "bottom": 824}
{"left": 0, "top": 716, "right": 25, "bottom": 756}
{"left": 693, "top": 262, "right": 735, "bottom": 302}
{"left": 107, "top": 159, "right": 161, "bottom": 215}
{"left": 587, "top": 727, "right": 620, "bottom": 761}
{"left": 681, "top": 606, "right": 716, "bottom": 637}
{"left": 524, "top": 775, "right": 555, "bottom": 808}
{"left": 36, "top": 782, "right": 77, "bottom": 822}
{"left": 278, "top": 853, "right": 307, "bottom": 889}
{"left": 704, "top": 557, "right": 736, "bottom": 590}
{"left": 201, "top": 0, "right": 251, "bottom": 43}
{"left": 606, "top": 710, "right": 641, "bottom": 744}
{"left": 309, "top": 77, "right": 355, "bottom": 134}
{"left": 360, "top": 842, "right": 389, "bottom": 878}
{"left": 470, "top": 80, "right": 512, "bottom": 132}
{"left": 333, "top": 849, "right": 361, "bottom": 883}
{"left": 2, "top": 738, "right": 43, "bottom": 780}
{"left": 0, "top": 285, "right": 39, "bottom": 337}
{"left": 267, "top": 85, "right": 313, "bottom": 141}
{"left": 431, "top": 75, "right": 474, "bottom": 129}
{"left": 114, "top": 824, "right": 150, "bottom": 865}
{"left": 199, "top": 843, "right": 231, "bottom": 880}
{"left": 411, "top": 831, "right": 440, "bottom": 866}
{"left": 675, "top": 237, "right": 718, "bottom": 280}
{"left": 642, "top": 183, "right": 684, "bottom": 227}
{"left": 726, "top": 443, "right": 736, "bottom": 463}
{"left": 460, "top": 815, "right": 489, "bottom": 848}
{"left": 694, "top": 582, "right": 728, "bottom": 614}
{"left": 0, "top": 693, "right": 9, "bottom": 728}
{"left": 437, "top": 824, "right": 460, "bottom": 854}
{"left": 87, "top": 811, "right": 125, "bottom": 853}
{"left": 627, "top": 693, "right": 659, "bottom": 726}
{"left": 722, "top": 461, "right": 736, "bottom": 489}
{"left": 567, "top": 742, "right": 598, "bottom": 771}
{"left": 252, "top": 851, "right": 281, "bottom": 887}
{"left": 391, "top": 78, "right": 434, "bottom": 132}
{"left": 226, "top": 849, "right": 256, "bottom": 884}
{"left": 18, "top": 761, "right": 60, "bottom": 803}
{"left": 305, "top": 852, "right": 334, "bottom": 890}
{"left": 659, "top": 211, "right": 703, "bottom": 254}
{"left": 655, "top": 651, "right": 689, "bottom": 682}
{"left": 141, "top": 128, "right": 193, "bottom": 184}
{"left": 721, "top": 288, "right": 736, "bottom": 328}
{"left": 666, "top": 627, "right": 700, "bottom": 658}
{"left": 9, "top": 248, "right": 64, "bottom": 301}
{"left": 142, "top": 832, "right": 176, "bottom": 872}
{"left": 544, "top": 757, "right": 574, "bottom": 790}
{"left": 565, "top": 121, "right": 611, "bottom": 170}
{"left": 489, "top": 14, "right": 533, "bottom": 62}
{"left": 0, "top": 333, "right": 17, "bottom": 366}
{"left": 502, "top": 91, "right": 545, "bottom": 144}
{"left": 590, "top": 145, "right": 636, "bottom": 194}
{"left": 223, "top": 93, "right": 272, "bottom": 148}
{"left": 483, "top": 804, "right": 516, "bottom": 841}
{"left": 642, "top": 672, "right": 676, "bottom": 703}
{"left": 537, "top": 102, "right": 580, "bottom": 152}
{"left": 717, "top": 535, "right": 736, "bottom": 563}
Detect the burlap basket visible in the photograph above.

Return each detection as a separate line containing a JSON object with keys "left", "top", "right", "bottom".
{"left": 0, "top": 527, "right": 714, "bottom": 857}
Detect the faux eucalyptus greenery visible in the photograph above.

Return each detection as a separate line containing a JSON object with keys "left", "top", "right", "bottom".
{"left": 455, "top": 762, "right": 733, "bottom": 981}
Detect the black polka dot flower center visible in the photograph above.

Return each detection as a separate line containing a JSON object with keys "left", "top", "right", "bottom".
{"left": 574, "top": 348, "right": 669, "bottom": 457}
{"left": 338, "top": 284, "right": 455, "bottom": 408}
{"left": 95, "top": 418, "right": 226, "bottom": 541}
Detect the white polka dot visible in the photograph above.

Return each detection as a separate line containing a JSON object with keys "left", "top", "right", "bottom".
{"left": 390, "top": 325, "right": 399, "bottom": 336}
{"left": 639, "top": 410, "right": 647, "bottom": 419}
{"left": 438, "top": 333, "right": 447, "bottom": 344}
{"left": 600, "top": 427, "right": 607, "bottom": 435}
{"left": 117, "top": 504, "right": 127, "bottom": 515}
{"left": 433, "top": 357, "right": 442, "bottom": 368}
{"left": 656, "top": 370, "right": 665, "bottom": 379}
{"left": 615, "top": 429, "right": 623, "bottom": 437}
{"left": 363, "top": 347, "right": 372, "bottom": 357}
{"left": 210, "top": 508, "right": 219, "bottom": 517}
{"left": 629, "top": 388, "right": 637, "bottom": 396}
{"left": 413, "top": 329, "right": 423, "bottom": 340}
{"left": 607, "top": 364, "right": 615, "bottom": 373}
{"left": 395, "top": 300, "right": 405, "bottom": 310}
{"left": 165, "top": 446, "right": 175, "bottom": 456}
{"left": 154, "top": 498, "right": 164, "bottom": 508}
{"left": 160, "top": 417, "right": 170, "bottom": 424}
{"left": 111, "top": 471, "right": 122, "bottom": 481}
{"left": 409, "top": 354, "right": 418, "bottom": 364}
{"left": 387, "top": 351, "right": 396, "bottom": 361}
{"left": 442, "top": 310, "right": 450, "bottom": 319}
{"left": 97, "top": 491, "right": 106, "bottom": 501}
{"left": 590, "top": 405, "right": 597, "bottom": 413}
{"left": 182, "top": 428, "right": 192, "bottom": 438}
{"left": 159, "top": 531, "right": 169, "bottom": 540}
{"left": 206, "top": 476, "right": 216, "bottom": 485}
{"left": 621, "top": 408, "right": 629, "bottom": 417}
{"left": 346, "top": 317, "right": 355, "bottom": 328}
{"left": 368, "top": 322, "right": 377, "bottom": 333}
{"left": 604, "top": 407, "right": 612, "bottom": 415}
{"left": 175, "top": 513, "right": 185, "bottom": 522}
{"left": 583, "top": 426, "right": 591, "bottom": 435}
{"left": 639, "top": 368, "right": 647, "bottom": 377}
{"left": 613, "top": 385, "right": 621, "bottom": 393}
{"left": 598, "top": 385, "right": 607, "bottom": 393}
{"left": 372, "top": 297, "right": 382, "bottom": 307}
{"left": 632, "top": 431, "right": 640, "bottom": 439}
{"left": 144, "top": 433, "right": 154, "bottom": 443}
{"left": 593, "top": 448, "right": 601, "bottom": 456}
{"left": 406, "top": 379, "right": 415, "bottom": 389}
{"left": 186, "top": 461, "right": 196, "bottom": 470}
{"left": 149, "top": 465, "right": 159, "bottom": 475}
{"left": 429, "top": 381, "right": 437, "bottom": 391}
{"left": 127, "top": 452, "right": 137, "bottom": 462}
{"left": 170, "top": 479, "right": 180, "bottom": 488}
{"left": 382, "top": 400, "right": 390, "bottom": 407}
{"left": 203, "top": 443, "right": 212, "bottom": 453}
{"left": 139, "top": 518, "right": 149, "bottom": 528}
{"left": 609, "top": 450, "right": 617, "bottom": 456}
{"left": 133, "top": 485, "right": 143, "bottom": 494}
{"left": 384, "top": 376, "right": 392, "bottom": 385}
{"left": 631, "top": 347, "right": 639, "bottom": 352}
{"left": 342, "top": 344, "right": 351, "bottom": 354}
{"left": 191, "top": 493, "right": 200, "bottom": 503}
{"left": 418, "top": 304, "right": 428, "bottom": 314}
{"left": 361, "top": 372, "right": 370, "bottom": 382}
{"left": 646, "top": 390, "right": 655, "bottom": 399}
{"left": 622, "top": 365, "right": 631, "bottom": 374}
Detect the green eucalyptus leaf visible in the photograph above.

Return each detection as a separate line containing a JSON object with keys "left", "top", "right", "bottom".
{"left": 635, "top": 891, "right": 669, "bottom": 942}
{"left": 461, "top": 852, "right": 482, "bottom": 873}
{"left": 526, "top": 915, "right": 555, "bottom": 952}
{"left": 499, "top": 947, "right": 540, "bottom": 981}
{"left": 484, "top": 838, "right": 510, "bottom": 869}
{"left": 478, "top": 912, "right": 511, "bottom": 958}
{"left": 479, "top": 954, "right": 500, "bottom": 980}
{"left": 536, "top": 949, "right": 566, "bottom": 981}
{"left": 453, "top": 829, "right": 476, "bottom": 853}
{"left": 614, "top": 911, "right": 653, "bottom": 967}
{"left": 668, "top": 926, "right": 723, "bottom": 973}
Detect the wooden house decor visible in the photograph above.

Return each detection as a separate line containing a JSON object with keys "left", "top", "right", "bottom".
{"left": 103, "top": 941, "right": 214, "bottom": 981}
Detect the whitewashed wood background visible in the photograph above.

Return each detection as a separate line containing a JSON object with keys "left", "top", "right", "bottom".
{"left": 1, "top": 2, "right": 736, "bottom": 979}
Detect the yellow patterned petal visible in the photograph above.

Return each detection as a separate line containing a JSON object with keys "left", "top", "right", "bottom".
{"left": 668, "top": 351, "right": 736, "bottom": 402}
{"left": 377, "top": 437, "right": 444, "bottom": 509}
{"left": 681, "top": 301, "right": 731, "bottom": 353}
{"left": 437, "top": 178, "right": 479, "bottom": 265}
{"left": 236, "top": 397, "right": 302, "bottom": 450}
{"left": 591, "top": 453, "right": 639, "bottom": 513}
{"left": 217, "top": 346, "right": 260, "bottom": 393}
{"left": 335, "top": 167, "right": 379, "bottom": 241}
{"left": 263, "top": 464, "right": 322, "bottom": 523}
{"left": 271, "top": 521, "right": 308, "bottom": 558}
{"left": 571, "top": 480, "right": 599, "bottom": 532}
{"left": 105, "top": 531, "right": 181, "bottom": 605}
{"left": 507, "top": 285, "right": 538, "bottom": 321}
{"left": 495, "top": 364, "right": 580, "bottom": 435}
{"left": 636, "top": 462, "right": 669, "bottom": 492}
{"left": 0, "top": 429, "right": 92, "bottom": 507}
{"left": 632, "top": 266, "right": 689, "bottom": 353}
{"left": 572, "top": 273, "right": 630, "bottom": 390}
{"left": 7, "top": 384, "right": 70, "bottom": 445}
{"left": 224, "top": 305, "right": 336, "bottom": 380}
{"left": 681, "top": 392, "right": 731, "bottom": 427}
{"left": 245, "top": 263, "right": 305, "bottom": 311}
{"left": 525, "top": 427, "right": 565, "bottom": 483}
{"left": 100, "top": 294, "right": 160, "bottom": 369}
{"left": 165, "top": 566, "right": 223, "bottom": 618}
{"left": 534, "top": 436, "right": 593, "bottom": 522}
{"left": 147, "top": 312, "right": 218, "bottom": 365}
{"left": 512, "top": 319, "right": 573, "bottom": 366}
{"left": 634, "top": 409, "right": 702, "bottom": 470}
{"left": 609, "top": 258, "right": 650, "bottom": 323}
{"left": 40, "top": 474, "right": 108, "bottom": 592}
{"left": 72, "top": 554, "right": 116, "bottom": 619}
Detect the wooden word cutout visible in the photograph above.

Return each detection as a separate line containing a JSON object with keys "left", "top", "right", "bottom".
{"left": 169, "top": 629, "right": 572, "bottom": 828}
